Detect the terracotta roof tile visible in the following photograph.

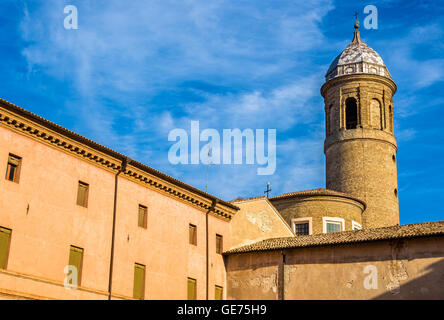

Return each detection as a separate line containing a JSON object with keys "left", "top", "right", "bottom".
{"left": 224, "top": 221, "right": 444, "bottom": 254}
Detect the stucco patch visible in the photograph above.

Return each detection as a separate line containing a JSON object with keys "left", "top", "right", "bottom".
{"left": 246, "top": 210, "right": 273, "bottom": 233}
{"left": 386, "top": 261, "right": 409, "bottom": 294}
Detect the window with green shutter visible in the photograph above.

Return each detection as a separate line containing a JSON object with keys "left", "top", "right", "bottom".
{"left": 138, "top": 205, "right": 148, "bottom": 228}
{"left": 216, "top": 234, "right": 223, "bottom": 254}
{"left": 215, "top": 285, "right": 223, "bottom": 300}
{"left": 68, "top": 246, "right": 83, "bottom": 286}
{"left": 189, "top": 224, "right": 197, "bottom": 246}
{"left": 187, "top": 278, "right": 196, "bottom": 300}
{"left": 76, "top": 181, "right": 89, "bottom": 207}
{"left": 133, "top": 263, "right": 146, "bottom": 300}
{"left": 0, "top": 227, "right": 12, "bottom": 269}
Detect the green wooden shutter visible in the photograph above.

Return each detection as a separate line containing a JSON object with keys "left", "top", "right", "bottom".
{"left": 77, "top": 182, "right": 88, "bottom": 207}
{"left": 68, "top": 246, "right": 83, "bottom": 285}
{"left": 138, "top": 206, "right": 147, "bottom": 228}
{"left": 133, "top": 263, "right": 145, "bottom": 300}
{"left": 187, "top": 278, "right": 196, "bottom": 300}
{"left": 0, "top": 228, "right": 12, "bottom": 269}
{"left": 189, "top": 225, "right": 196, "bottom": 245}
{"left": 216, "top": 235, "right": 223, "bottom": 254}
{"left": 215, "top": 286, "right": 223, "bottom": 300}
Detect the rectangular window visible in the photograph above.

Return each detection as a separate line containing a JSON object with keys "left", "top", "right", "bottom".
{"left": 294, "top": 222, "right": 310, "bottom": 235}
{"left": 5, "top": 154, "right": 21, "bottom": 183}
{"left": 216, "top": 234, "right": 223, "bottom": 254}
{"left": 0, "top": 227, "right": 12, "bottom": 269}
{"left": 133, "top": 263, "right": 146, "bottom": 300}
{"left": 215, "top": 285, "right": 223, "bottom": 300}
{"left": 352, "top": 221, "right": 362, "bottom": 231}
{"left": 326, "top": 222, "right": 341, "bottom": 233}
{"left": 187, "top": 278, "right": 196, "bottom": 300}
{"left": 138, "top": 205, "right": 148, "bottom": 228}
{"left": 76, "top": 181, "right": 89, "bottom": 207}
{"left": 189, "top": 224, "right": 197, "bottom": 246}
{"left": 68, "top": 246, "right": 83, "bottom": 286}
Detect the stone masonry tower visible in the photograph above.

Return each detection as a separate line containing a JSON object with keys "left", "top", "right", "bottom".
{"left": 321, "top": 21, "right": 399, "bottom": 229}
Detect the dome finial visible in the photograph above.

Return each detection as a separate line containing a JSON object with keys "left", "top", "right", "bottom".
{"left": 352, "top": 12, "right": 362, "bottom": 43}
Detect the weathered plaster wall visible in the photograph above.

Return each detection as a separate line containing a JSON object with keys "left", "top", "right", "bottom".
{"left": 229, "top": 199, "right": 293, "bottom": 249}
{"left": 226, "top": 236, "right": 444, "bottom": 300}
{"left": 226, "top": 251, "right": 281, "bottom": 300}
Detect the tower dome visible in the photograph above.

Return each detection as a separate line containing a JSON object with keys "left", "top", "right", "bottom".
{"left": 325, "top": 22, "right": 391, "bottom": 81}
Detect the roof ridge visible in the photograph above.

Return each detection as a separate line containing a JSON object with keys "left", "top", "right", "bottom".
{"left": 225, "top": 221, "right": 444, "bottom": 254}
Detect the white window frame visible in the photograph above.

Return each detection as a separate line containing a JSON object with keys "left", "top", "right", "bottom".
{"left": 352, "top": 221, "right": 362, "bottom": 230}
{"left": 291, "top": 217, "right": 313, "bottom": 236}
{"left": 322, "top": 217, "right": 345, "bottom": 233}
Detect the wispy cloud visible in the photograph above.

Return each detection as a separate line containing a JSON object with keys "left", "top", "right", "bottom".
{"left": 16, "top": 0, "right": 334, "bottom": 199}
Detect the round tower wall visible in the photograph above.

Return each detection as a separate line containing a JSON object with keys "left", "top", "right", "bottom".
{"left": 271, "top": 196, "right": 364, "bottom": 235}
{"left": 322, "top": 74, "right": 399, "bottom": 229}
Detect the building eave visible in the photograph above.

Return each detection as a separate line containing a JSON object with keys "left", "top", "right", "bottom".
{"left": 0, "top": 98, "right": 238, "bottom": 220}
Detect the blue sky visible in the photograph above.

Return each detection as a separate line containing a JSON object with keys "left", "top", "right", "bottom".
{"left": 1, "top": 0, "right": 443, "bottom": 224}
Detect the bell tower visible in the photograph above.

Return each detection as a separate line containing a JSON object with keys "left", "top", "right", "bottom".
{"left": 321, "top": 21, "right": 399, "bottom": 229}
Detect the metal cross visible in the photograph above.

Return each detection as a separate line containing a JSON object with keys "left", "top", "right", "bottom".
{"left": 264, "top": 182, "right": 272, "bottom": 198}
{"left": 354, "top": 11, "right": 359, "bottom": 21}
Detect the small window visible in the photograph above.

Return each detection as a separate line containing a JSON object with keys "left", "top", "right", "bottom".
{"left": 187, "top": 278, "right": 196, "bottom": 300}
{"left": 76, "top": 181, "right": 89, "bottom": 207}
{"left": 215, "top": 285, "right": 223, "bottom": 300}
{"left": 389, "top": 105, "right": 394, "bottom": 133}
{"left": 138, "top": 205, "right": 148, "bottom": 228}
{"left": 216, "top": 234, "right": 223, "bottom": 254}
{"left": 345, "top": 97, "right": 358, "bottom": 129}
{"left": 5, "top": 154, "right": 21, "bottom": 183}
{"left": 68, "top": 246, "right": 84, "bottom": 286}
{"left": 328, "top": 104, "right": 335, "bottom": 134}
{"left": 326, "top": 222, "right": 341, "bottom": 233}
{"left": 189, "top": 224, "right": 197, "bottom": 246}
{"left": 292, "top": 218, "right": 312, "bottom": 235}
{"left": 394, "top": 188, "right": 398, "bottom": 197}
{"left": 0, "top": 227, "right": 12, "bottom": 269}
{"left": 133, "top": 263, "right": 146, "bottom": 300}
{"left": 323, "top": 217, "right": 344, "bottom": 233}
{"left": 352, "top": 221, "right": 362, "bottom": 231}
{"left": 294, "top": 222, "right": 310, "bottom": 235}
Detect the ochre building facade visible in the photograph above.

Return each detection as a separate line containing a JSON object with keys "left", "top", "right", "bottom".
{"left": 0, "top": 98, "right": 237, "bottom": 300}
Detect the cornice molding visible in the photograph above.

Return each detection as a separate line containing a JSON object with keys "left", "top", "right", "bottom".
{"left": 321, "top": 74, "right": 397, "bottom": 97}
{"left": 0, "top": 99, "right": 237, "bottom": 220}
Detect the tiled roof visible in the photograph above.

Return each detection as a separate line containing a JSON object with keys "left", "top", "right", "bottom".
{"left": 325, "top": 23, "right": 390, "bottom": 81}
{"left": 269, "top": 188, "right": 366, "bottom": 207}
{"left": 224, "top": 221, "right": 444, "bottom": 254}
